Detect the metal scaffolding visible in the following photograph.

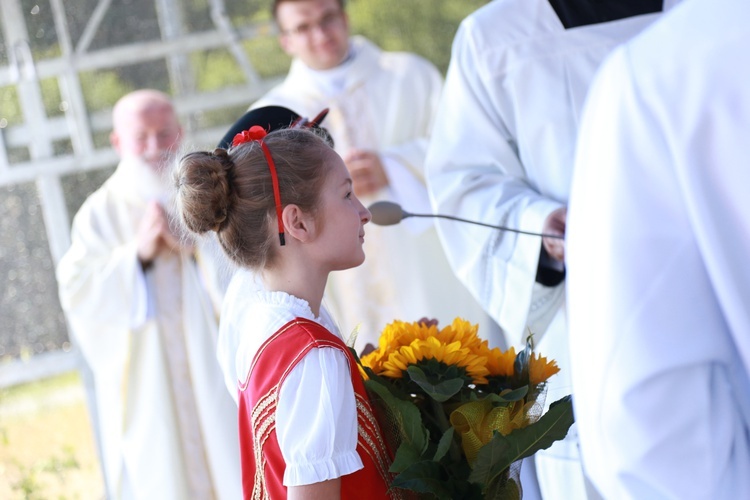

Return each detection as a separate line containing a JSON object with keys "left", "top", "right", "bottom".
{"left": 0, "top": 0, "right": 283, "bottom": 372}
{"left": 0, "top": 1, "right": 282, "bottom": 494}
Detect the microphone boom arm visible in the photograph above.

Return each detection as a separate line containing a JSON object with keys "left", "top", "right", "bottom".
{"left": 404, "top": 212, "right": 565, "bottom": 239}
{"left": 366, "top": 201, "right": 564, "bottom": 239}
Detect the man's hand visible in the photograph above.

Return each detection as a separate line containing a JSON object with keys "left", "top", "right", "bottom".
{"left": 343, "top": 149, "right": 389, "bottom": 197}
{"left": 542, "top": 207, "right": 567, "bottom": 262}
{"left": 136, "top": 201, "right": 183, "bottom": 267}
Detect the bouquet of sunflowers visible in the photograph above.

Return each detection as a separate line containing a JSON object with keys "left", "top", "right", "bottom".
{"left": 353, "top": 318, "right": 574, "bottom": 499}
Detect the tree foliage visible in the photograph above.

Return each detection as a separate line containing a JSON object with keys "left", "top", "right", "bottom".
{"left": 1, "top": 0, "right": 490, "bottom": 124}
{"left": 348, "top": 0, "right": 489, "bottom": 73}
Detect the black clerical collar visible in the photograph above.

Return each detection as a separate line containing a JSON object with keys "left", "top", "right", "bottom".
{"left": 548, "top": 0, "right": 663, "bottom": 29}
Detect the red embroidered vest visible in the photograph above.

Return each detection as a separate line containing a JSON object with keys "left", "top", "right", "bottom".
{"left": 238, "top": 318, "right": 395, "bottom": 499}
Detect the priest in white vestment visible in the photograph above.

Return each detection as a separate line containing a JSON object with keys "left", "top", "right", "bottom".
{"left": 57, "top": 90, "right": 241, "bottom": 499}
{"left": 252, "top": 0, "right": 499, "bottom": 352}
{"left": 567, "top": 0, "right": 750, "bottom": 497}
{"left": 425, "top": 1, "right": 677, "bottom": 498}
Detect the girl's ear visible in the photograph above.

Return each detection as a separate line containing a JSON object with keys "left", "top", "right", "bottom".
{"left": 282, "top": 204, "right": 314, "bottom": 243}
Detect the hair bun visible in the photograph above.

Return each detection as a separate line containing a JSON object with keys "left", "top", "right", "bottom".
{"left": 175, "top": 150, "right": 235, "bottom": 234}
{"left": 212, "top": 147, "right": 229, "bottom": 159}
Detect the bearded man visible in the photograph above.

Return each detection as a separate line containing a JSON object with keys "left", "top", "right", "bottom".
{"left": 57, "top": 89, "right": 241, "bottom": 499}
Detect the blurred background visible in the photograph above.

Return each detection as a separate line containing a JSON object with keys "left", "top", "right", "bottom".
{"left": 0, "top": 0, "right": 488, "bottom": 497}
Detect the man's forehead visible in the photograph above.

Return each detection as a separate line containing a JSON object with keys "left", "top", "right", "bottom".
{"left": 126, "top": 103, "right": 177, "bottom": 126}
{"left": 132, "top": 100, "right": 173, "bottom": 116}
{"left": 277, "top": 0, "right": 340, "bottom": 23}
{"left": 117, "top": 100, "right": 175, "bottom": 126}
{"left": 141, "top": 104, "right": 176, "bottom": 121}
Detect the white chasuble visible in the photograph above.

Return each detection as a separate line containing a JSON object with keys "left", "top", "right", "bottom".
{"left": 57, "top": 157, "right": 240, "bottom": 499}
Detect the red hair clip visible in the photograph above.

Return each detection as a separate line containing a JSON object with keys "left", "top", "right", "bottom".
{"left": 230, "top": 125, "right": 285, "bottom": 246}
{"left": 260, "top": 141, "right": 285, "bottom": 246}
{"left": 232, "top": 125, "right": 268, "bottom": 147}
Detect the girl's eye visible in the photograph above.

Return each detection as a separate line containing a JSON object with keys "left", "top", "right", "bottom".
{"left": 345, "top": 192, "right": 352, "bottom": 199}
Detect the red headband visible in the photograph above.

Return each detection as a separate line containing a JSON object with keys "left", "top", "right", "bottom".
{"left": 232, "top": 126, "right": 285, "bottom": 246}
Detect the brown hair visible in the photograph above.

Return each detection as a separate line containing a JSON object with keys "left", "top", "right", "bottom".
{"left": 272, "top": 0, "right": 345, "bottom": 21}
{"left": 175, "top": 128, "right": 332, "bottom": 270}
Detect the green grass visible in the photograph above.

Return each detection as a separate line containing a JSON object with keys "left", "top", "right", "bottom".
{"left": 0, "top": 371, "right": 104, "bottom": 499}
{"left": 0, "top": 371, "right": 80, "bottom": 404}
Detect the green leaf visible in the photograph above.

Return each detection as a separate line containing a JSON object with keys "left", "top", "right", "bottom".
{"left": 390, "top": 442, "right": 423, "bottom": 473}
{"left": 485, "top": 386, "right": 528, "bottom": 404}
{"left": 407, "top": 365, "right": 465, "bottom": 403}
{"left": 392, "top": 461, "right": 452, "bottom": 500}
{"left": 513, "top": 342, "right": 531, "bottom": 384}
{"left": 433, "top": 427, "right": 454, "bottom": 462}
{"left": 348, "top": 346, "right": 362, "bottom": 365}
{"left": 365, "top": 379, "right": 428, "bottom": 453}
{"left": 468, "top": 395, "right": 575, "bottom": 488}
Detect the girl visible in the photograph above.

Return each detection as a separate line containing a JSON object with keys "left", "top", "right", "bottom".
{"left": 174, "top": 127, "right": 393, "bottom": 499}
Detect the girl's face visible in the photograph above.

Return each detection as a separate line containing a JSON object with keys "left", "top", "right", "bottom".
{"left": 311, "top": 148, "right": 371, "bottom": 271}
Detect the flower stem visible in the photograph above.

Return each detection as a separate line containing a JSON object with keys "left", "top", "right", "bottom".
{"left": 430, "top": 398, "right": 462, "bottom": 462}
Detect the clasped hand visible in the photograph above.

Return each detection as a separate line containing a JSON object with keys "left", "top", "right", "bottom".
{"left": 137, "top": 201, "right": 188, "bottom": 267}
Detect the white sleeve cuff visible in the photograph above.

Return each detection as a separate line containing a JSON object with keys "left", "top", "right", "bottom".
{"left": 284, "top": 450, "right": 363, "bottom": 487}
{"left": 277, "top": 347, "right": 363, "bottom": 486}
{"left": 520, "top": 197, "right": 566, "bottom": 235}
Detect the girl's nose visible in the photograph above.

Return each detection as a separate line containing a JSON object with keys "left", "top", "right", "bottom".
{"left": 359, "top": 199, "right": 371, "bottom": 224}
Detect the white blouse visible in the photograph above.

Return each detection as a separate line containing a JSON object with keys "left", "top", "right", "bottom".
{"left": 218, "top": 269, "right": 363, "bottom": 486}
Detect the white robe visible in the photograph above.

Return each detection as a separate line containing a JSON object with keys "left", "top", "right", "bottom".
{"left": 425, "top": 1, "right": 669, "bottom": 498}
{"left": 253, "top": 36, "right": 500, "bottom": 351}
{"left": 568, "top": 0, "right": 750, "bottom": 497}
{"left": 56, "top": 158, "right": 241, "bottom": 500}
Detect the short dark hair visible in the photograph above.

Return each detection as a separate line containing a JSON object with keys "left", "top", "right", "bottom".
{"left": 272, "top": 0, "right": 346, "bottom": 22}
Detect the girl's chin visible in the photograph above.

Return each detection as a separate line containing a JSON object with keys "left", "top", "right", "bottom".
{"left": 330, "top": 254, "right": 366, "bottom": 272}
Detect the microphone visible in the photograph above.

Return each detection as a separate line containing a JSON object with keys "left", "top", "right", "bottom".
{"left": 368, "top": 201, "right": 564, "bottom": 239}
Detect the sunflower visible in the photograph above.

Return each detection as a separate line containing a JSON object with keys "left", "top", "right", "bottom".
{"left": 360, "top": 347, "right": 386, "bottom": 375}
{"left": 377, "top": 319, "right": 438, "bottom": 351}
{"left": 529, "top": 352, "right": 560, "bottom": 385}
{"left": 362, "top": 318, "right": 464, "bottom": 376}
{"left": 362, "top": 319, "right": 493, "bottom": 384}
{"left": 375, "top": 336, "right": 489, "bottom": 384}
{"left": 484, "top": 346, "right": 517, "bottom": 378}
{"left": 437, "top": 318, "right": 485, "bottom": 353}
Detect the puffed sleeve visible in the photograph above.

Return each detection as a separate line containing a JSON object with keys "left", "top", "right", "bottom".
{"left": 276, "top": 347, "right": 363, "bottom": 486}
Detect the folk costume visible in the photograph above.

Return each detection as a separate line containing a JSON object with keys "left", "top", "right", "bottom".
{"left": 219, "top": 269, "right": 393, "bottom": 499}
{"left": 57, "top": 157, "right": 241, "bottom": 499}
{"left": 568, "top": 0, "right": 750, "bottom": 497}
{"left": 425, "top": 1, "right": 674, "bottom": 498}
{"left": 253, "top": 36, "right": 499, "bottom": 351}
